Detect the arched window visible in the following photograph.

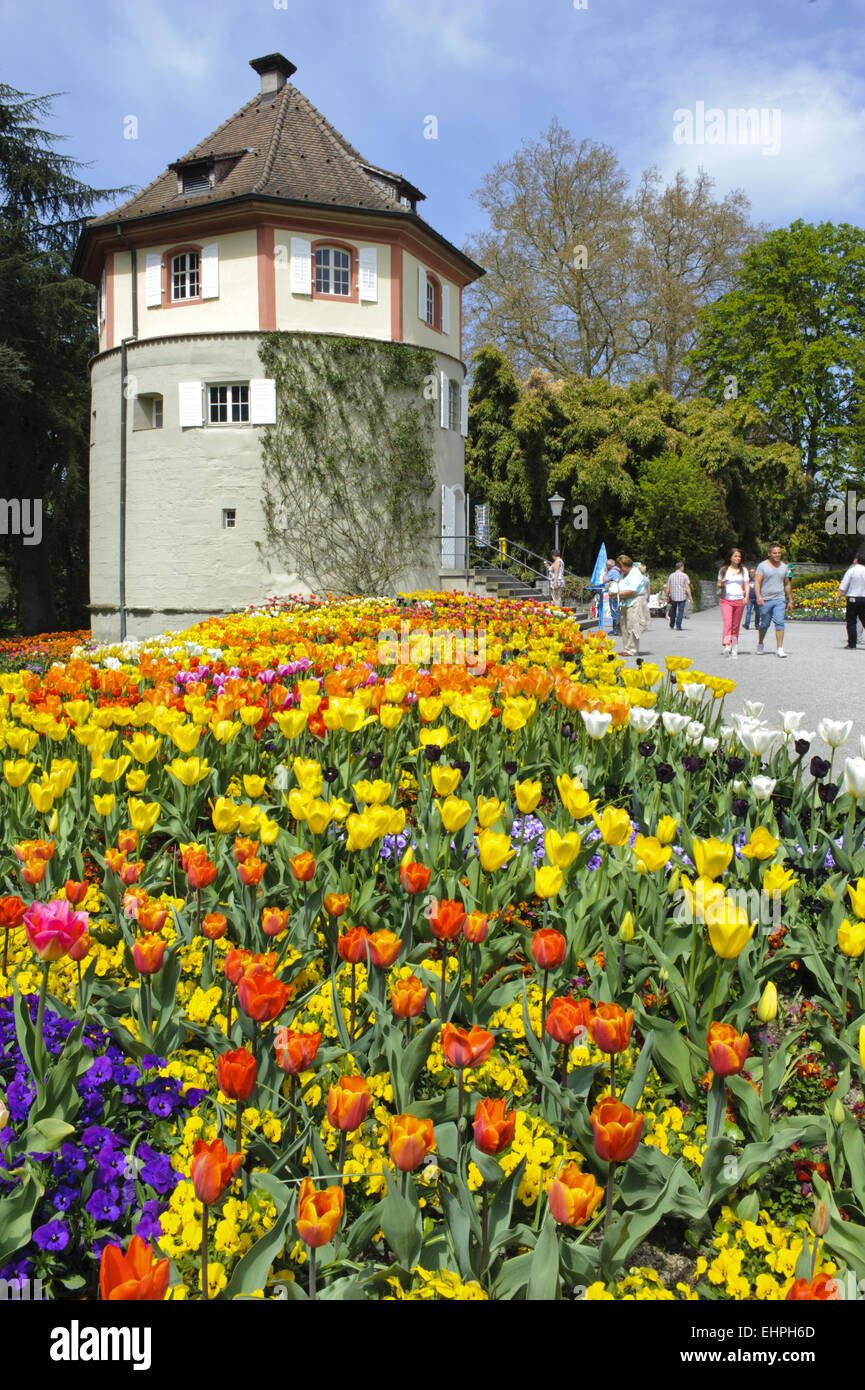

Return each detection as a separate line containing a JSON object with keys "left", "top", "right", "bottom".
{"left": 311, "top": 241, "right": 358, "bottom": 302}
{"left": 425, "top": 273, "right": 442, "bottom": 330}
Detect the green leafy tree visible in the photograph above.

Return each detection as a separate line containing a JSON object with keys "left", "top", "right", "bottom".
{"left": 618, "top": 455, "right": 730, "bottom": 571}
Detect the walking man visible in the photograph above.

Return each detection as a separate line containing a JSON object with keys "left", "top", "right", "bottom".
{"left": 754, "top": 542, "right": 793, "bottom": 658}
{"left": 837, "top": 552, "right": 865, "bottom": 648}
{"left": 663, "top": 561, "right": 692, "bottom": 631}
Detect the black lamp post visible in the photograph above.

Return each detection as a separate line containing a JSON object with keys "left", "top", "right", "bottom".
{"left": 548, "top": 493, "right": 565, "bottom": 552}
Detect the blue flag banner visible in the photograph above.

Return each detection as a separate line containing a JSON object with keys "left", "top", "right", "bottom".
{"left": 589, "top": 543, "right": 608, "bottom": 589}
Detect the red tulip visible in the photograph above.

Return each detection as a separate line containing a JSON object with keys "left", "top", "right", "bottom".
{"left": 186, "top": 850, "right": 217, "bottom": 890}
{"left": 389, "top": 1114, "right": 435, "bottom": 1172}
{"left": 190, "top": 1137, "right": 243, "bottom": 1205}
{"left": 428, "top": 898, "right": 466, "bottom": 941}
{"left": 132, "top": 935, "right": 166, "bottom": 976}
{"left": 289, "top": 851, "right": 316, "bottom": 883}
{"left": 327, "top": 1076, "right": 371, "bottom": 1132}
{"left": 99, "top": 1234, "right": 170, "bottom": 1301}
{"left": 706, "top": 1022, "right": 750, "bottom": 1078}
{"left": 238, "top": 857, "right": 265, "bottom": 887}
{"left": 367, "top": 929, "right": 401, "bottom": 968}
{"left": 202, "top": 911, "right": 227, "bottom": 940}
{"left": 473, "top": 1097, "right": 515, "bottom": 1155}
{"left": 323, "top": 893, "right": 350, "bottom": 918}
{"left": 261, "top": 907, "right": 289, "bottom": 939}
{"left": 589, "top": 1003, "right": 634, "bottom": 1055}
{"left": 337, "top": 926, "right": 371, "bottom": 964}
{"left": 590, "top": 1097, "right": 643, "bottom": 1163}
{"left": 63, "top": 881, "right": 88, "bottom": 907}
{"left": 400, "top": 861, "right": 431, "bottom": 895}
{"left": 786, "top": 1273, "right": 841, "bottom": 1301}
{"left": 275, "top": 1026, "right": 322, "bottom": 1075}
{"left": 295, "top": 1176, "right": 344, "bottom": 1248}
{"left": 544, "top": 995, "right": 592, "bottom": 1045}
{"left": 217, "top": 1047, "right": 257, "bottom": 1102}
{"left": 463, "top": 911, "right": 489, "bottom": 945}
{"left": 531, "top": 928, "right": 566, "bottom": 971}
{"left": 224, "top": 947, "right": 253, "bottom": 985}
{"left": 441, "top": 1023, "right": 494, "bottom": 1070}
{"left": 233, "top": 837, "right": 259, "bottom": 863}
{"left": 391, "top": 975, "right": 429, "bottom": 1019}
{"left": 236, "top": 967, "right": 290, "bottom": 1022}
{"left": 548, "top": 1163, "right": 605, "bottom": 1227}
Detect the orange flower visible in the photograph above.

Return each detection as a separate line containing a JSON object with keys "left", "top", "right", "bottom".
{"left": 189, "top": 1137, "right": 243, "bottom": 1205}
{"left": 706, "top": 1021, "right": 750, "bottom": 1077}
{"left": 202, "top": 911, "right": 227, "bottom": 940}
{"left": 544, "top": 996, "right": 592, "bottom": 1045}
{"left": 391, "top": 975, "right": 429, "bottom": 1019}
{"left": 295, "top": 1176, "right": 344, "bottom": 1249}
{"left": 473, "top": 1096, "right": 515, "bottom": 1155}
{"left": 327, "top": 1075, "right": 371, "bottom": 1132}
{"left": 68, "top": 931, "right": 91, "bottom": 963}
{"left": 323, "top": 893, "right": 350, "bottom": 918}
{"left": 367, "top": 929, "right": 401, "bottom": 968}
{"left": 428, "top": 898, "right": 466, "bottom": 941}
{"left": 119, "top": 860, "right": 144, "bottom": 886}
{"left": 337, "top": 926, "right": 371, "bottom": 964}
{"left": 786, "top": 1273, "right": 841, "bottom": 1300}
{"left": 548, "top": 1163, "right": 605, "bottom": 1226}
{"left": 14, "top": 839, "right": 55, "bottom": 863}
{"left": 63, "top": 880, "right": 88, "bottom": 906}
{"left": 590, "top": 1097, "right": 643, "bottom": 1163}
{"left": 261, "top": 906, "right": 289, "bottom": 939}
{"left": 389, "top": 1113, "right": 435, "bottom": 1172}
{"left": 238, "top": 856, "right": 265, "bottom": 887}
{"left": 441, "top": 1023, "right": 494, "bottom": 1070}
{"left": 275, "top": 1026, "right": 322, "bottom": 1074}
{"left": 99, "top": 1234, "right": 170, "bottom": 1301}
{"left": 21, "top": 857, "right": 47, "bottom": 886}
{"left": 186, "top": 849, "right": 217, "bottom": 890}
{"left": 224, "top": 947, "right": 253, "bottom": 985}
{"left": 289, "top": 851, "right": 316, "bottom": 883}
{"left": 589, "top": 1003, "right": 634, "bottom": 1055}
{"left": 132, "top": 936, "right": 166, "bottom": 976}
{"left": 236, "top": 967, "right": 290, "bottom": 1022}
{"left": 117, "top": 829, "right": 139, "bottom": 854}
{"left": 463, "top": 911, "right": 489, "bottom": 945}
{"left": 400, "top": 861, "right": 431, "bottom": 895}
{"left": 104, "top": 848, "right": 127, "bottom": 874}
{"left": 531, "top": 928, "right": 566, "bottom": 971}
{"left": 217, "top": 1047, "right": 257, "bottom": 1102}
{"left": 233, "top": 837, "right": 260, "bottom": 863}
{"left": 137, "top": 900, "right": 168, "bottom": 933}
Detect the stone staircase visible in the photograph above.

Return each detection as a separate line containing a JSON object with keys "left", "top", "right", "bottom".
{"left": 471, "top": 564, "right": 542, "bottom": 602}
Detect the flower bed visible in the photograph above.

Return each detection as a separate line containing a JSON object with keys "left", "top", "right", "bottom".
{"left": 0, "top": 591, "right": 864, "bottom": 1302}
{"left": 786, "top": 581, "right": 844, "bottom": 622}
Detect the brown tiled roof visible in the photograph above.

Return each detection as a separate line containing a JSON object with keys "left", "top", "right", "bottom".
{"left": 89, "top": 82, "right": 417, "bottom": 226}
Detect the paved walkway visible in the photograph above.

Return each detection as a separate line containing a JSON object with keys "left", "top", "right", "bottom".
{"left": 617, "top": 608, "right": 864, "bottom": 763}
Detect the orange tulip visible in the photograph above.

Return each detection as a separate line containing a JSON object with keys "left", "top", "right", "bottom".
{"left": 233, "top": 837, "right": 259, "bottom": 863}
{"left": 261, "top": 906, "right": 289, "bottom": 938}
{"left": 0, "top": 895, "right": 26, "bottom": 929}
{"left": 295, "top": 1176, "right": 344, "bottom": 1248}
{"left": 323, "top": 893, "right": 350, "bottom": 918}
{"left": 104, "top": 848, "right": 127, "bottom": 874}
{"left": 473, "top": 1096, "right": 515, "bottom": 1155}
{"left": 327, "top": 1075, "right": 371, "bottom": 1132}
{"left": 589, "top": 1003, "right": 634, "bottom": 1055}
{"left": 391, "top": 975, "right": 429, "bottom": 1019}
{"left": 275, "top": 1026, "right": 322, "bottom": 1074}
{"left": 190, "top": 1137, "right": 243, "bottom": 1205}
{"left": 590, "top": 1097, "right": 643, "bottom": 1163}
{"left": 132, "top": 936, "right": 166, "bottom": 976}
{"left": 64, "top": 880, "right": 88, "bottom": 906}
{"left": 786, "top": 1273, "right": 841, "bottom": 1301}
{"left": 14, "top": 839, "right": 55, "bottom": 863}
{"left": 117, "top": 829, "right": 139, "bottom": 854}
{"left": 531, "top": 928, "right": 566, "bottom": 971}
{"left": 68, "top": 931, "right": 91, "bottom": 963}
{"left": 544, "top": 996, "right": 592, "bottom": 1045}
{"left": 337, "top": 926, "right": 371, "bottom": 964}
{"left": 119, "top": 860, "right": 144, "bottom": 886}
{"left": 202, "top": 911, "right": 227, "bottom": 940}
{"left": 389, "top": 1114, "right": 435, "bottom": 1172}
{"left": 441, "top": 1023, "right": 494, "bottom": 1070}
{"left": 21, "top": 857, "right": 47, "bottom": 886}
{"left": 238, "top": 857, "right": 265, "bottom": 887}
{"left": 236, "top": 967, "right": 290, "bottom": 1022}
{"left": 548, "top": 1163, "right": 605, "bottom": 1226}
{"left": 463, "top": 911, "right": 489, "bottom": 945}
{"left": 289, "top": 851, "right": 316, "bottom": 883}
{"left": 99, "top": 1234, "right": 170, "bottom": 1301}
{"left": 186, "top": 850, "right": 217, "bottom": 890}
{"left": 217, "top": 1047, "right": 257, "bottom": 1102}
{"left": 224, "top": 947, "right": 253, "bottom": 985}
{"left": 400, "top": 862, "right": 431, "bottom": 895}
{"left": 367, "top": 929, "right": 401, "bottom": 968}
{"left": 137, "top": 900, "right": 168, "bottom": 933}
{"left": 429, "top": 898, "right": 466, "bottom": 941}
{"left": 706, "top": 1021, "right": 750, "bottom": 1078}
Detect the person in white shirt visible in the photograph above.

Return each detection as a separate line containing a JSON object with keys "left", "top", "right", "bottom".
{"left": 545, "top": 550, "right": 565, "bottom": 607}
{"left": 616, "top": 554, "right": 650, "bottom": 657}
{"left": 837, "top": 552, "right": 865, "bottom": 649}
{"left": 716, "top": 547, "right": 748, "bottom": 658}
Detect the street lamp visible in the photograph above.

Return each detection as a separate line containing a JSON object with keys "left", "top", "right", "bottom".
{"left": 548, "top": 493, "right": 565, "bottom": 552}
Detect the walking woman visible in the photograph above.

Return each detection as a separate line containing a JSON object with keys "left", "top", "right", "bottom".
{"left": 617, "top": 555, "right": 650, "bottom": 658}
{"left": 545, "top": 550, "right": 565, "bottom": 607}
{"left": 717, "top": 548, "right": 748, "bottom": 658}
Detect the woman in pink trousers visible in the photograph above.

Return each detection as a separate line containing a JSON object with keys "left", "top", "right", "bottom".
{"left": 717, "top": 547, "right": 748, "bottom": 658}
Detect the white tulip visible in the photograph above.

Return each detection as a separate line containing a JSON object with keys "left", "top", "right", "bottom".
{"left": 685, "top": 722, "right": 706, "bottom": 744}
{"left": 662, "top": 712, "right": 692, "bottom": 734}
{"left": 680, "top": 683, "right": 704, "bottom": 702}
{"left": 719, "top": 725, "right": 733, "bottom": 739}
{"left": 702, "top": 737, "right": 719, "bottom": 754}
{"left": 739, "top": 728, "right": 780, "bottom": 757}
{"left": 778, "top": 710, "right": 806, "bottom": 734}
{"left": 629, "top": 707, "right": 659, "bottom": 733}
{"left": 580, "top": 710, "right": 612, "bottom": 740}
{"left": 841, "top": 758, "right": 865, "bottom": 800}
{"left": 743, "top": 701, "right": 765, "bottom": 718}
{"left": 817, "top": 719, "right": 853, "bottom": 748}
{"left": 732, "top": 779, "right": 747, "bottom": 794}
{"left": 753, "top": 776, "right": 777, "bottom": 801}
{"left": 860, "top": 735, "right": 865, "bottom": 759}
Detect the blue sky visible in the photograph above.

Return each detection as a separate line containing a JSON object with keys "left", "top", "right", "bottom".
{"left": 3, "top": 0, "right": 865, "bottom": 253}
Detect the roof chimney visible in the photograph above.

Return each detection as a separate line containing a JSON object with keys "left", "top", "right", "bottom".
{"left": 250, "top": 54, "right": 297, "bottom": 96}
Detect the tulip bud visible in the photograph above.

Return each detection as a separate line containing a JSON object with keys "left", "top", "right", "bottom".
{"left": 667, "top": 870, "right": 680, "bottom": 895}
{"left": 811, "top": 1199, "right": 830, "bottom": 1237}
{"left": 618, "top": 911, "right": 635, "bottom": 942}
{"left": 756, "top": 982, "right": 778, "bottom": 1023}
{"left": 833, "top": 1097, "right": 845, "bottom": 1126}
{"left": 859, "top": 1024, "right": 865, "bottom": 1074}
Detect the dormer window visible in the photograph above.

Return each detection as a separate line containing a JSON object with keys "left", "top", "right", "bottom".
{"left": 181, "top": 163, "right": 211, "bottom": 195}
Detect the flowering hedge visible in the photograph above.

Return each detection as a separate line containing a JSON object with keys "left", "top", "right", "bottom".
{"left": 0, "top": 592, "right": 864, "bottom": 1302}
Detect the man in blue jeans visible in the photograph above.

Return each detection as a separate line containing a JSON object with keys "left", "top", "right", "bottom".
{"left": 755, "top": 543, "right": 793, "bottom": 657}
{"left": 663, "top": 562, "right": 692, "bottom": 630}
{"left": 742, "top": 564, "right": 758, "bottom": 630}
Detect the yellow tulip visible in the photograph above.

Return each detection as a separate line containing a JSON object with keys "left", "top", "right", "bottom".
{"left": 29, "top": 782, "right": 55, "bottom": 812}
{"left": 453, "top": 695, "right": 492, "bottom": 731}
{"left": 63, "top": 699, "right": 92, "bottom": 723}
{"left": 378, "top": 704, "right": 404, "bottom": 730}
{"left": 476, "top": 796, "right": 504, "bottom": 829}
{"left": 235, "top": 804, "right": 262, "bottom": 835}
{"left": 619, "top": 911, "right": 635, "bottom": 942}
{"left": 304, "top": 799, "right": 333, "bottom": 835}
{"left": 386, "top": 807, "right": 406, "bottom": 835}
{"left": 47, "top": 808, "right": 59, "bottom": 833}
{"left": 848, "top": 879, "right": 865, "bottom": 920}
{"left": 331, "top": 698, "right": 367, "bottom": 733}
{"left": 593, "top": 807, "right": 631, "bottom": 847}
{"left": 166, "top": 756, "right": 211, "bottom": 787}
{"left": 299, "top": 691, "right": 322, "bottom": 715}
{"left": 210, "top": 719, "right": 242, "bottom": 745}
{"left": 273, "top": 710, "right": 308, "bottom": 739}
{"left": 239, "top": 705, "right": 265, "bottom": 727}
{"left": 329, "top": 798, "right": 352, "bottom": 824}
{"left": 762, "top": 864, "right": 798, "bottom": 896}
{"left": 556, "top": 774, "right": 597, "bottom": 821}
{"left": 514, "top": 779, "right": 542, "bottom": 814}
{"left": 170, "top": 723, "right": 201, "bottom": 754}
{"left": 123, "top": 733, "right": 162, "bottom": 764}
{"left": 257, "top": 815, "right": 280, "bottom": 845}
{"left": 655, "top": 816, "right": 678, "bottom": 845}
{"left": 90, "top": 730, "right": 118, "bottom": 759}
{"left": 346, "top": 813, "right": 378, "bottom": 851}
{"left": 544, "top": 829, "right": 581, "bottom": 869}
{"left": 418, "top": 697, "right": 443, "bottom": 723}
{"left": 756, "top": 983, "right": 778, "bottom": 1022}
{"left": 534, "top": 864, "right": 563, "bottom": 899}
{"left": 243, "top": 774, "right": 267, "bottom": 800}
{"left": 385, "top": 680, "right": 407, "bottom": 703}
{"left": 90, "top": 755, "right": 133, "bottom": 784}
{"left": 128, "top": 799, "right": 161, "bottom": 834}
{"left": 211, "top": 797, "right": 239, "bottom": 833}
{"left": 93, "top": 793, "right": 117, "bottom": 816}
{"left": 353, "top": 778, "right": 392, "bottom": 805}
{"left": 477, "top": 829, "right": 517, "bottom": 872}
{"left": 419, "top": 726, "right": 451, "bottom": 749}
{"left": 287, "top": 788, "right": 314, "bottom": 822}
{"left": 691, "top": 837, "right": 734, "bottom": 881}
{"left": 4, "top": 728, "right": 38, "bottom": 755}
{"left": 740, "top": 827, "right": 780, "bottom": 861}
{"left": 125, "top": 770, "right": 149, "bottom": 793}
{"left": 632, "top": 835, "right": 670, "bottom": 874}
{"left": 680, "top": 873, "right": 725, "bottom": 923}
{"left": 859, "top": 1025, "right": 865, "bottom": 1074}
{"left": 838, "top": 918, "right": 865, "bottom": 959}
{"left": 705, "top": 897, "right": 756, "bottom": 958}
{"left": 431, "top": 765, "right": 462, "bottom": 796}
{"left": 296, "top": 679, "right": 321, "bottom": 702}
{"left": 3, "top": 758, "right": 34, "bottom": 788}
{"left": 435, "top": 796, "right": 473, "bottom": 833}
{"left": 293, "top": 759, "right": 323, "bottom": 795}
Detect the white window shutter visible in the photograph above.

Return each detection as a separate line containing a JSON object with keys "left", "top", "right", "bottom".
{"left": 441, "top": 485, "right": 457, "bottom": 568}
{"left": 98, "top": 269, "right": 106, "bottom": 326}
{"left": 250, "top": 378, "right": 277, "bottom": 425}
{"left": 290, "top": 237, "right": 312, "bottom": 294}
{"left": 460, "top": 382, "right": 469, "bottom": 438}
{"left": 145, "top": 253, "right": 162, "bottom": 308}
{"left": 440, "top": 371, "right": 449, "bottom": 429}
{"left": 178, "top": 382, "right": 203, "bottom": 428}
{"left": 358, "top": 246, "right": 378, "bottom": 301}
{"left": 201, "top": 243, "right": 219, "bottom": 298}
{"left": 441, "top": 284, "right": 450, "bottom": 335}
{"left": 418, "top": 264, "right": 428, "bottom": 320}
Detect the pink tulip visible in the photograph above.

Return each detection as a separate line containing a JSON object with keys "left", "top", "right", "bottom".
{"left": 24, "top": 899, "right": 89, "bottom": 963}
